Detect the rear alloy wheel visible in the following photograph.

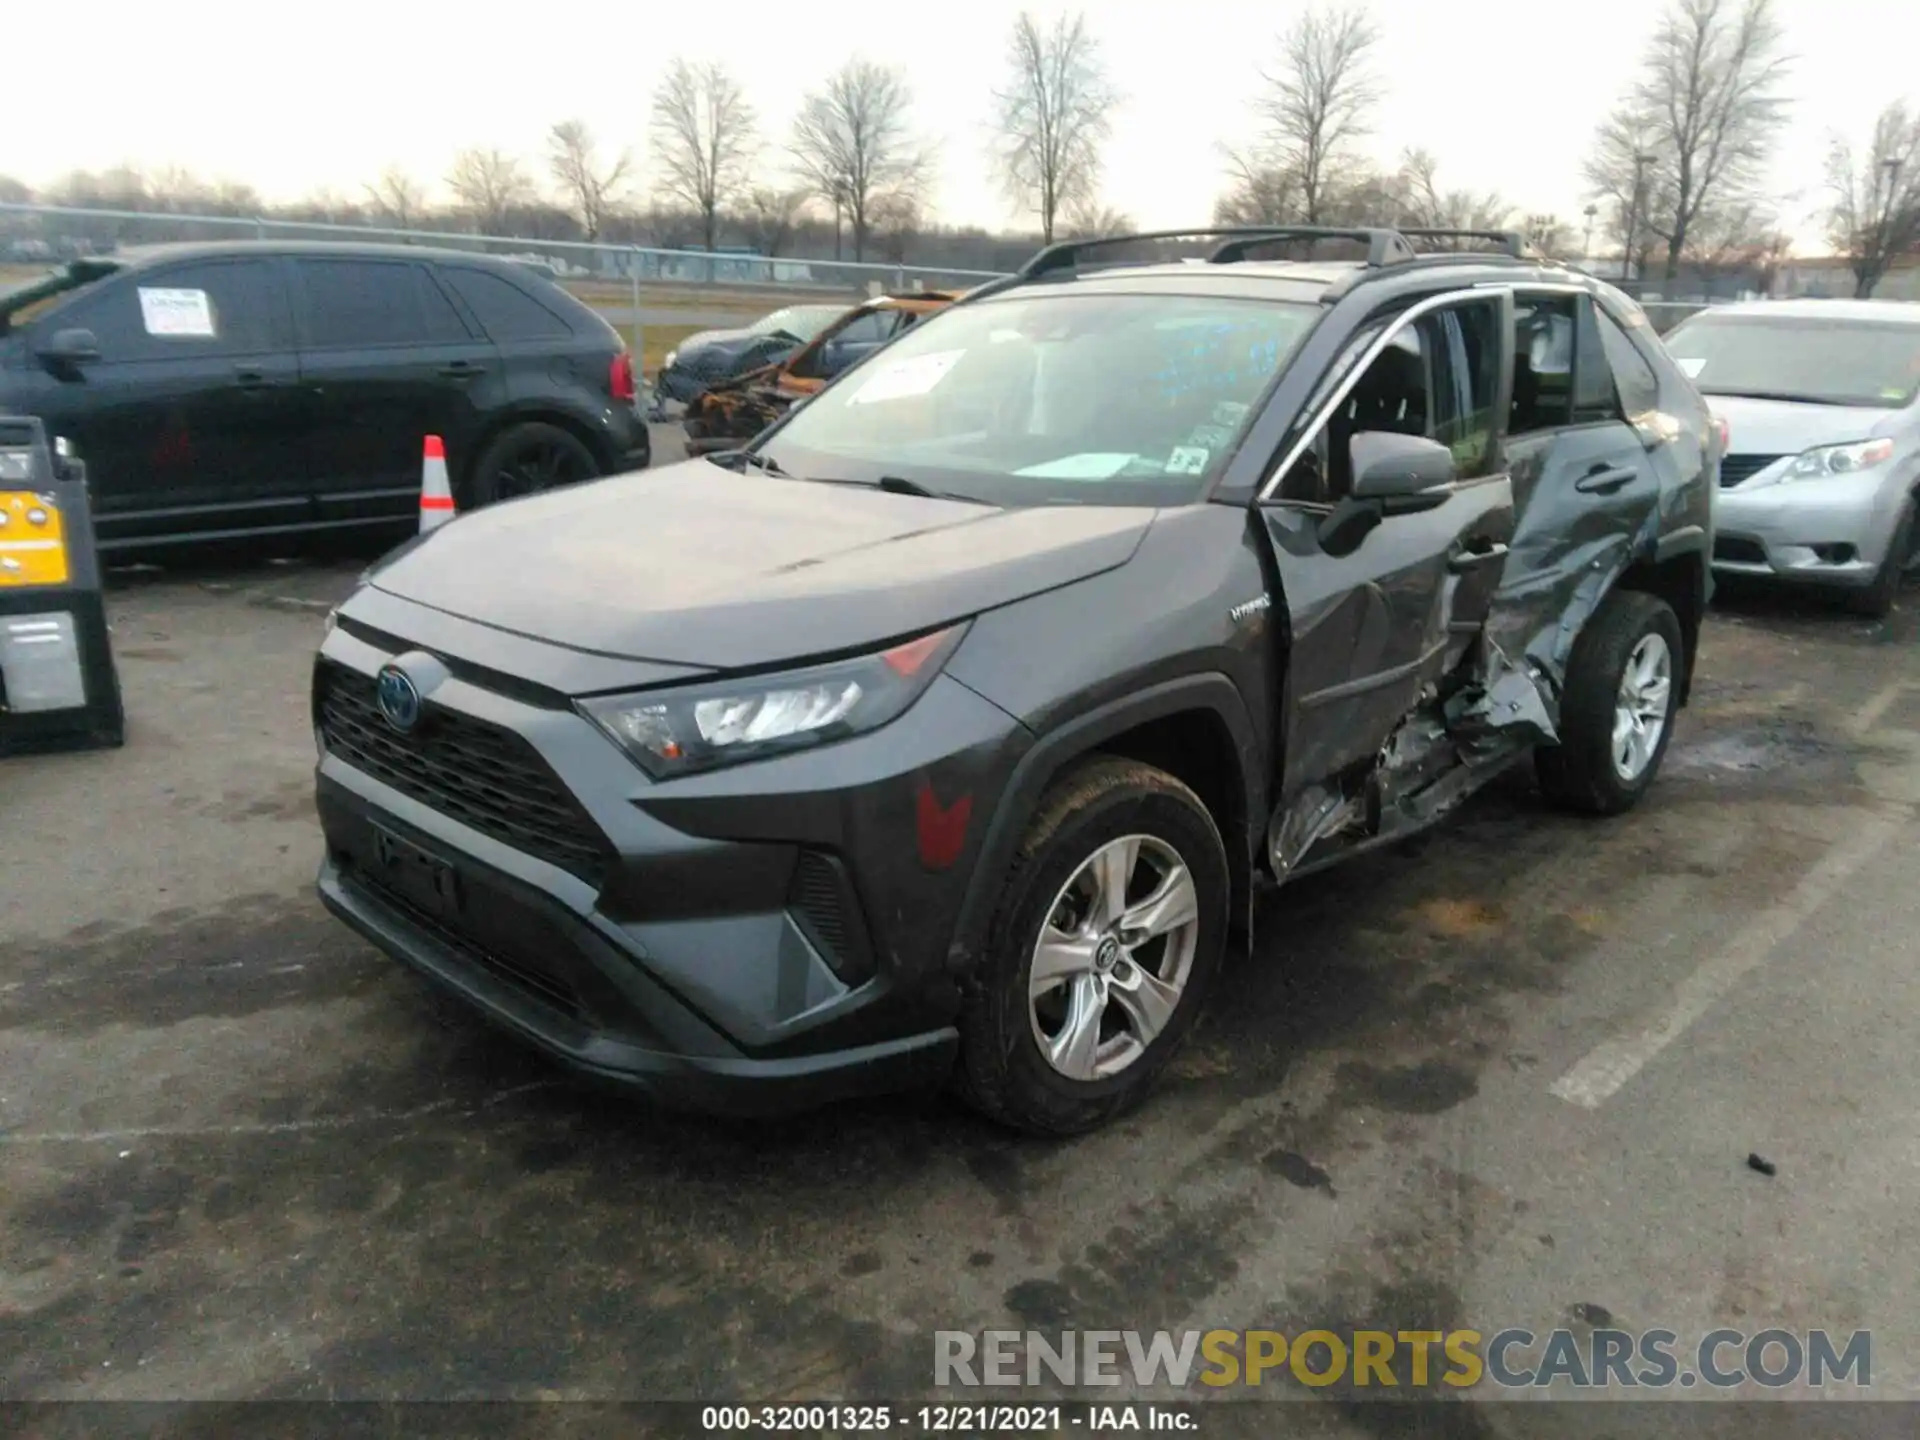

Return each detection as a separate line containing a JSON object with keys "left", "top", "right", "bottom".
{"left": 466, "top": 422, "right": 602, "bottom": 508}
{"left": 1846, "top": 495, "right": 1917, "bottom": 619}
{"left": 1536, "top": 590, "right": 1685, "bottom": 815}
{"left": 956, "top": 758, "right": 1229, "bottom": 1135}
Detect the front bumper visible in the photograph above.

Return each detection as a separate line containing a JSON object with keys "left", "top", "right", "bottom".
{"left": 311, "top": 606, "right": 1026, "bottom": 1114}
{"left": 317, "top": 847, "right": 955, "bottom": 1116}
{"left": 1711, "top": 468, "right": 1907, "bottom": 587}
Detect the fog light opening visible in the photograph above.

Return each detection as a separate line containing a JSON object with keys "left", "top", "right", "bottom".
{"left": 1810, "top": 544, "right": 1857, "bottom": 566}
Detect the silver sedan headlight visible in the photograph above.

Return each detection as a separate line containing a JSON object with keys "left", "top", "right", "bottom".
{"left": 1781, "top": 439, "right": 1894, "bottom": 481}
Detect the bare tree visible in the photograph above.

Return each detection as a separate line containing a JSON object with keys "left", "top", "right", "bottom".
{"left": 547, "top": 120, "right": 633, "bottom": 241}
{"left": 1824, "top": 101, "right": 1920, "bottom": 298}
{"left": 1248, "top": 3, "right": 1380, "bottom": 225}
{"left": 737, "top": 186, "right": 811, "bottom": 258}
{"left": 446, "top": 148, "right": 535, "bottom": 234}
{"left": 366, "top": 167, "right": 427, "bottom": 229}
{"left": 1213, "top": 151, "right": 1304, "bottom": 226}
{"left": 1395, "top": 148, "right": 1513, "bottom": 233}
{"left": 650, "top": 59, "right": 758, "bottom": 253}
{"left": 1060, "top": 198, "right": 1135, "bottom": 239}
{"left": 1583, "top": 0, "right": 1790, "bottom": 283}
{"left": 869, "top": 192, "right": 921, "bottom": 265}
{"left": 790, "top": 57, "right": 933, "bottom": 261}
{"left": 990, "top": 11, "right": 1120, "bottom": 244}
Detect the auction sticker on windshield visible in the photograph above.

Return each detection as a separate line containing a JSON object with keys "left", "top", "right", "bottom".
{"left": 1674, "top": 357, "right": 1706, "bottom": 378}
{"left": 138, "top": 287, "right": 215, "bottom": 338}
{"left": 848, "top": 350, "right": 963, "bottom": 405}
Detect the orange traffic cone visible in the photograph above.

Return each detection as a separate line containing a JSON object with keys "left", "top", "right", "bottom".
{"left": 419, "top": 436, "right": 455, "bottom": 533}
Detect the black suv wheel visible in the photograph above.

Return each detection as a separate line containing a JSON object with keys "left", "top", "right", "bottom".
{"left": 955, "top": 758, "right": 1229, "bottom": 1135}
{"left": 1536, "top": 589, "right": 1685, "bottom": 815}
{"left": 467, "top": 422, "right": 602, "bottom": 507}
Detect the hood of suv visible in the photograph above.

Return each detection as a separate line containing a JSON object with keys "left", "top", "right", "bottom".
{"left": 1706, "top": 394, "right": 1905, "bottom": 457}
{"left": 366, "top": 460, "right": 1155, "bottom": 669}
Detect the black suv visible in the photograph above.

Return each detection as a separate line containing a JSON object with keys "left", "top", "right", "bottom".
{"left": 0, "top": 242, "right": 648, "bottom": 553}
{"left": 311, "top": 226, "right": 1715, "bottom": 1135}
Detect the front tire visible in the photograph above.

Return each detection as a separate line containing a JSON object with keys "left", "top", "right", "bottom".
{"left": 955, "top": 758, "right": 1230, "bottom": 1136}
{"left": 1536, "top": 589, "right": 1684, "bottom": 815}
{"left": 1846, "top": 495, "right": 1916, "bottom": 619}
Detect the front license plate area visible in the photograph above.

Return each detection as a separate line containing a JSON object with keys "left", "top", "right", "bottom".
{"left": 372, "top": 824, "right": 461, "bottom": 920}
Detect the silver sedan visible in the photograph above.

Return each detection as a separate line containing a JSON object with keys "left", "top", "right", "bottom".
{"left": 1666, "top": 299, "right": 1920, "bottom": 617}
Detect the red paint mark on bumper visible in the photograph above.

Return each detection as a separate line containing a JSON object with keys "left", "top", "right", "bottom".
{"left": 916, "top": 778, "right": 972, "bottom": 871}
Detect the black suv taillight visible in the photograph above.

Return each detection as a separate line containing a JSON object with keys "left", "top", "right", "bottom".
{"left": 609, "top": 352, "right": 636, "bottom": 403}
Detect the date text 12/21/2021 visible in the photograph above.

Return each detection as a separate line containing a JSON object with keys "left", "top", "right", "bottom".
{"left": 700, "top": 1403, "right": 1199, "bottom": 1432}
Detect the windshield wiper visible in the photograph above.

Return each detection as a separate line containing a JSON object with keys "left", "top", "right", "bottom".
{"left": 1702, "top": 388, "right": 1853, "bottom": 407}
{"left": 877, "top": 475, "right": 989, "bottom": 504}
{"left": 790, "top": 473, "right": 987, "bottom": 504}
{"left": 709, "top": 448, "right": 791, "bottom": 476}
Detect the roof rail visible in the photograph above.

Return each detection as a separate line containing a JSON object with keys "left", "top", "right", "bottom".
{"left": 1207, "top": 227, "right": 1415, "bottom": 266}
{"left": 1396, "top": 227, "right": 1531, "bottom": 259}
{"left": 1011, "top": 223, "right": 1540, "bottom": 287}
{"left": 1017, "top": 226, "right": 1414, "bottom": 279}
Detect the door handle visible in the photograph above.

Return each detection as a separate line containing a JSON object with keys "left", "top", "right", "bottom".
{"left": 437, "top": 361, "right": 485, "bottom": 379}
{"left": 1448, "top": 542, "right": 1509, "bottom": 573}
{"left": 1575, "top": 464, "right": 1637, "bottom": 494}
{"left": 232, "top": 366, "right": 277, "bottom": 390}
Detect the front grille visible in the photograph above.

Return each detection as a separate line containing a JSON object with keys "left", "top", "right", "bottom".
{"left": 1719, "top": 453, "right": 1784, "bottom": 487}
{"left": 316, "top": 661, "right": 607, "bottom": 886}
{"left": 356, "top": 869, "right": 583, "bottom": 1019}
{"left": 1714, "top": 536, "right": 1768, "bottom": 565}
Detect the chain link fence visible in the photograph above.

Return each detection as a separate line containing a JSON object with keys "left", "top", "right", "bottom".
{"left": 0, "top": 202, "right": 1010, "bottom": 301}
{"left": 2, "top": 201, "right": 1740, "bottom": 345}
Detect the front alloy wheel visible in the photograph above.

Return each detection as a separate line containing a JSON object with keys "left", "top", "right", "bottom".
{"left": 956, "top": 757, "right": 1229, "bottom": 1135}
{"left": 1028, "top": 834, "right": 1202, "bottom": 1082}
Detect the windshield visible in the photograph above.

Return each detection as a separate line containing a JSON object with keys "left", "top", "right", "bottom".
{"left": 1664, "top": 314, "right": 1920, "bottom": 408}
{"left": 758, "top": 292, "right": 1321, "bottom": 506}
{"left": 748, "top": 305, "right": 842, "bottom": 343}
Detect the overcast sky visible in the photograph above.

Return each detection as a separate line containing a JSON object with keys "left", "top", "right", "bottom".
{"left": 6, "top": 0, "right": 1913, "bottom": 252}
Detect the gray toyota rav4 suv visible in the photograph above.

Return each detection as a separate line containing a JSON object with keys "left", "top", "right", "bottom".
{"left": 313, "top": 227, "right": 1716, "bottom": 1135}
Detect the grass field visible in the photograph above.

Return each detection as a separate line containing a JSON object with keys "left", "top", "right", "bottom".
{"left": 635, "top": 323, "right": 705, "bottom": 373}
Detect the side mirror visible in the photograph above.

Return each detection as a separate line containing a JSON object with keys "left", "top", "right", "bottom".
{"left": 1350, "top": 431, "right": 1456, "bottom": 511}
{"left": 37, "top": 327, "right": 100, "bottom": 376}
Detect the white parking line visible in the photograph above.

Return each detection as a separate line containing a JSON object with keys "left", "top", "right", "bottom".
{"left": 1550, "top": 678, "right": 1917, "bottom": 1110}
{"left": 1549, "top": 812, "right": 1904, "bottom": 1109}
{"left": 1845, "top": 679, "right": 1911, "bottom": 740}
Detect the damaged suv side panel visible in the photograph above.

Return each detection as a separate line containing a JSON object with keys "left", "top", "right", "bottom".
{"left": 1253, "top": 278, "right": 1713, "bottom": 880}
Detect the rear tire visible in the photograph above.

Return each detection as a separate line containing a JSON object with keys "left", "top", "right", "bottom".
{"left": 464, "top": 422, "right": 602, "bottom": 509}
{"left": 1536, "top": 590, "right": 1685, "bottom": 816}
{"left": 954, "top": 758, "right": 1230, "bottom": 1136}
{"left": 1845, "top": 496, "right": 1916, "bottom": 619}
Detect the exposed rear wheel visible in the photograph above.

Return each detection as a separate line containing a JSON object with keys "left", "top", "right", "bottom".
{"left": 955, "top": 758, "right": 1229, "bottom": 1135}
{"left": 465, "top": 422, "right": 602, "bottom": 508}
{"left": 1536, "top": 590, "right": 1684, "bottom": 815}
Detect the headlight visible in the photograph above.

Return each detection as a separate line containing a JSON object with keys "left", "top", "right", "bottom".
{"left": 579, "top": 622, "right": 969, "bottom": 778}
{"left": 663, "top": 349, "right": 678, "bottom": 371}
{"left": 1782, "top": 439, "right": 1894, "bottom": 481}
